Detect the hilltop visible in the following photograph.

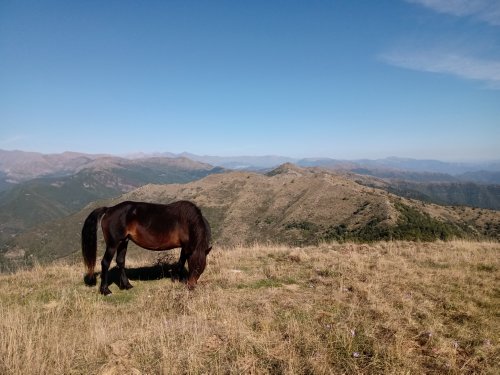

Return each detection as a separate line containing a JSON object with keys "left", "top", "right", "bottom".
{"left": 99, "top": 163, "right": 500, "bottom": 244}
{"left": 1, "top": 241, "right": 498, "bottom": 374}
{"left": 2, "top": 164, "right": 499, "bottom": 270}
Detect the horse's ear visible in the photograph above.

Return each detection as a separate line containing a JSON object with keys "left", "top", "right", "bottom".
{"left": 206, "top": 246, "right": 212, "bottom": 255}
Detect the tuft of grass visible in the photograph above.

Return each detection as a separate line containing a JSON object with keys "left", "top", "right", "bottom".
{"left": 237, "top": 279, "right": 283, "bottom": 289}
{"left": 0, "top": 241, "right": 499, "bottom": 374}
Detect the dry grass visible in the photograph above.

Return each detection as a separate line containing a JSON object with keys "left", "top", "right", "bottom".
{"left": 0, "top": 241, "right": 499, "bottom": 374}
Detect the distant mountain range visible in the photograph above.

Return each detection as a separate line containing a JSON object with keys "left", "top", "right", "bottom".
{"left": 3, "top": 149, "right": 499, "bottom": 182}
{"left": 299, "top": 158, "right": 500, "bottom": 184}
{"left": 153, "top": 153, "right": 500, "bottom": 178}
{"left": 299, "top": 157, "right": 500, "bottom": 176}
{"left": 1, "top": 163, "right": 498, "bottom": 272}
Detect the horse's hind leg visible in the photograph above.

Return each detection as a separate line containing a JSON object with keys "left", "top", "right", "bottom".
{"left": 116, "top": 240, "right": 133, "bottom": 290}
{"left": 100, "top": 244, "right": 118, "bottom": 295}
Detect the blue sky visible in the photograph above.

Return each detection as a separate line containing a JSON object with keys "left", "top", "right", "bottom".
{"left": 1, "top": 0, "right": 499, "bottom": 160}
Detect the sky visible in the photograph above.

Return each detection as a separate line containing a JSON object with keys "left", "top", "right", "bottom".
{"left": 0, "top": 0, "right": 499, "bottom": 161}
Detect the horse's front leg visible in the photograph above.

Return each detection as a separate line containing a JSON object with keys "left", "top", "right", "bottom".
{"left": 116, "top": 240, "right": 133, "bottom": 290}
{"left": 187, "top": 251, "right": 207, "bottom": 290}
{"left": 175, "top": 247, "right": 189, "bottom": 281}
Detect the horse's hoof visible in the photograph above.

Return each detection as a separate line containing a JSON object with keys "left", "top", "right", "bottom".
{"left": 172, "top": 274, "right": 186, "bottom": 283}
{"left": 173, "top": 269, "right": 186, "bottom": 281}
{"left": 84, "top": 274, "right": 97, "bottom": 286}
{"left": 100, "top": 287, "right": 112, "bottom": 296}
{"left": 120, "top": 283, "right": 133, "bottom": 290}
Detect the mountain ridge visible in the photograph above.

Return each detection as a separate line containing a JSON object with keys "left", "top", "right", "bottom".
{"left": 2, "top": 164, "right": 498, "bottom": 272}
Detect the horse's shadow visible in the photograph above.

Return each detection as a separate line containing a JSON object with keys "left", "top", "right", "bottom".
{"left": 105, "top": 261, "right": 187, "bottom": 286}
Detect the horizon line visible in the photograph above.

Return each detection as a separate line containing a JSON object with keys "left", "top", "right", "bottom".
{"left": 0, "top": 148, "right": 498, "bottom": 164}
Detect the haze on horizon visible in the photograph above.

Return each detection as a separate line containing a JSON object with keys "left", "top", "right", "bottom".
{"left": 1, "top": 1, "right": 499, "bottom": 161}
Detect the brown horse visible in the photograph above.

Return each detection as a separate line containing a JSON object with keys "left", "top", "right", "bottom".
{"left": 81, "top": 200, "right": 212, "bottom": 295}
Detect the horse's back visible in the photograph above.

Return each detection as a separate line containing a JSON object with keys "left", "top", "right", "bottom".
{"left": 103, "top": 200, "right": 207, "bottom": 239}
{"left": 112, "top": 200, "right": 199, "bottom": 213}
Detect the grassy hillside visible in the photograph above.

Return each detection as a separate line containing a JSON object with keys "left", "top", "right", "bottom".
{"left": 0, "top": 241, "right": 498, "bottom": 374}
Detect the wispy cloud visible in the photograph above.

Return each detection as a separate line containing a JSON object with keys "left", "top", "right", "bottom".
{"left": 380, "top": 1, "right": 500, "bottom": 87}
{"left": 407, "top": 0, "right": 500, "bottom": 25}
{"left": 381, "top": 50, "right": 500, "bottom": 88}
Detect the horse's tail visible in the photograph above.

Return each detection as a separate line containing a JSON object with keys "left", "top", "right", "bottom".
{"left": 81, "top": 207, "right": 107, "bottom": 286}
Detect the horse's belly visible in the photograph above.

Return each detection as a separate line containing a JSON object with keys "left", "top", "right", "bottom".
{"left": 127, "top": 222, "right": 185, "bottom": 250}
{"left": 131, "top": 234, "right": 181, "bottom": 250}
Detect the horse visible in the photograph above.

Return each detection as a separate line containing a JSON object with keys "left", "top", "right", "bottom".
{"left": 81, "top": 200, "right": 212, "bottom": 295}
